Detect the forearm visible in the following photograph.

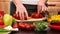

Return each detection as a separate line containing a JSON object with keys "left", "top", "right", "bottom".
{"left": 39, "top": 0, "right": 47, "bottom": 3}
{"left": 12, "top": 0, "right": 23, "bottom": 6}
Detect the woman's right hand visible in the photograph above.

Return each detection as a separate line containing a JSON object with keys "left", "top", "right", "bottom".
{"left": 16, "top": 4, "right": 28, "bottom": 20}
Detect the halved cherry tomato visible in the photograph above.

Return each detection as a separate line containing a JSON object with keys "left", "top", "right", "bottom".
{"left": 25, "top": 24, "right": 31, "bottom": 30}
{"left": 30, "top": 24, "right": 35, "bottom": 29}
{"left": 13, "top": 14, "right": 27, "bottom": 20}
{"left": 13, "top": 14, "right": 20, "bottom": 20}
{"left": 18, "top": 23, "right": 25, "bottom": 29}
{"left": 13, "top": 24, "right": 18, "bottom": 28}
{"left": 0, "top": 11, "right": 5, "bottom": 19}
{"left": 0, "top": 25, "right": 6, "bottom": 28}
{"left": 0, "top": 19, "right": 4, "bottom": 25}
{"left": 31, "top": 13, "right": 43, "bottom": 18}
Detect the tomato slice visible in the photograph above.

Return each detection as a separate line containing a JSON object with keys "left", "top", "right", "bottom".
{"left": 31, "top": 13, "right": 43, "bottom": 18}
{"left": 13, "top": 14, "right": 20, "bottom": 20}
{"left": 13, "top": 24, "right": 18, "bottom": 28}
{"left": 18, "top": 23, "right": 25, "bottom": 29}
{"left": 30, "top": 24, "right": 35, "bottom": 29}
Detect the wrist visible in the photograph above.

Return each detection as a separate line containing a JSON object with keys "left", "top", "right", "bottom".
{"left": 15, "top": 3, "right": 23, "bottom": 7}
{"left": 38, "top": 2, "right": 45, "bottom": 6}
{"left": 38, "top": 0, "right": 46, "bottom": 4}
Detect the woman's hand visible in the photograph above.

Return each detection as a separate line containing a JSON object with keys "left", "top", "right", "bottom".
{"left": 16, "top": 5, "right": 28, "bottom": 20}
{"left": 37, "top": 1, "right": 47, "bottom": 13}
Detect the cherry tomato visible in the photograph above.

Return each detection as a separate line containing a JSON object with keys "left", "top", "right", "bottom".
{"left": 0, "top": 25, "right": 6, "bottom": 28}
{"left": 13, "top": 14, "right": 20, "bottom": 20}
{"left": 0, "top": 19, "right": 4, "bottom": 25}
{"left": 0, "top": 11, "right": 5, "bottom": 19}
{"left": 0, "top": 11, "right": 5, "bottom": 16}
{"left": 18, "top": 23, "right": 25, "bottom": 29}
{"left": 25, "top": 24, "right": 31, "bottom": 30}
{"left": 30, "top": 24, "right": 35, "bottom": 29}
{"left": 13, "top": 14, "right": 27, "bottom": 20}
{"left": 31, "top": 13, "right": 43, "bottom": 18}
{"left": 24, "top": 16, "right": 27, "bottom": 20}
{"left": 13, "top": 24, "right": 18, "bottom": 28}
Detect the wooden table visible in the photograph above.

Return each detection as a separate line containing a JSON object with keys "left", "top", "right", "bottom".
{"left": 10, "top": 29, "right": 60, "bottom": 34}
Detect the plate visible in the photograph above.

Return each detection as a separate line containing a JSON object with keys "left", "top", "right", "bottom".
{"left": 14, "top": 17, "right": 47, "bottom": 22}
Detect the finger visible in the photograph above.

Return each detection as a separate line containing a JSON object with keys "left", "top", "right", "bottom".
{"left": 21, "top": 11, "right": 24, "bottom": 20}
{"left": 16, "top": 11, "right": 18, "bottom": 14}
{"left": 16, "top": 9, "right": 18, "bottom": 14}
{"left": 42, "top": 7, "right": 46, "bottom": 12}
{"left": 45, "top": 7, "right": 48, "bottom": 11}
{"left": 38, "top": 6, "right": 42, "bottom": 14}
{"left": 25, "top": 10, "right": 28, "bottom": 18}
{"left": 16, "top": 9, "right": 19, "bottom": 16}
{"left": 42, "top": 7, "right": 47, "bottom": 12}
{"left": 19, "top": 11, "right": 22, "bottom": 20}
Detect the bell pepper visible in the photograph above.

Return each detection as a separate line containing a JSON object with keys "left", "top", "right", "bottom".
{"left": 3, "top": 14, "right": 13, "bottom": 26}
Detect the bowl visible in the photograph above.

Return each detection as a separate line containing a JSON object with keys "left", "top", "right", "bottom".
{"left": 49, "top": 24, "right": 60, "bottom": 30}
{"left": 33, "top": 21, "right": 48, "bottom": 31}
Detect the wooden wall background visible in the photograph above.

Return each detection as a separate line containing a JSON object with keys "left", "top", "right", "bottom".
{"left": 48, "top": 0, "right": 60, "bottom": 15}
{"left": 0, "top": 0, "right": 10, "bottom": 14}
{"left": 0, "top": 0, "right": 60, "bottom": 15}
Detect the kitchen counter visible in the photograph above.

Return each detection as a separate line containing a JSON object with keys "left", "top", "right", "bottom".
{"left": 10, "top": 29, "right": 60, "bottom": 34}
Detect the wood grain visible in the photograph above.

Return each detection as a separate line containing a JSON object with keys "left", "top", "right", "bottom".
{"left": 0, "top": 0, "right": 10, "bottom": 2}
{"left": 48, "top": 0, "right": 60, "bottom": 2}
{"left": 0, "top": 2, "right": 10, "bottom": 14}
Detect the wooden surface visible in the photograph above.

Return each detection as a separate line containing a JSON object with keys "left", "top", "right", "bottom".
{"left": 0, "top": 0, "right": 60, "bottom": 14}
{"left": 47, "top": 0, "right": 60, "bottom": 15}
{"left": 48, "top": 0, "right": 60, "bottom": 2}
{"left": 0, "top": 0, "right": 10, "bottom": 2}
{"left": 10, "top": 28, "right": 60, "bottom": 34}
{"left": 0, "top": 1, "right": 10, "bottom": 14}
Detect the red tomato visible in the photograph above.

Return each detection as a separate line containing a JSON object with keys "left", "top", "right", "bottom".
{"left": 13, "top": 24, "right": 18, "bottom": 28}
{"left": 13, "top": 14, "right": 27, "bottom": 20}
{"left": 24, "top": 16, "right": 27, "bottom": 20}
{"left": 13, "top": 14, "right": 20, "bottom": 20}
{"left": 0, "top": 25, "right": 6, "bottom": 28}
{"left": 24, "top": 23, "right": 28, "bottom": 26}
{"left": 31, "top": 13, "right": 43, "bottom": 18}
{"left": 0, "top": 11, "right": 5, "bottom": 16}
{"left": 21, "top": 24, "right": 25, "bottom": 29}
{"left": 39, "top": 14, "right": 43, "bottom": 18}
{"left": 0, "top": 19, "right": 4, "bottom": 25}
{"left": 18, "top": 23, "right": 25, "bottom": 29}
{"left": 30, "top": 24, "right": 35, "bottom": 29}
{"left": 25, "top": 24, "right": 31, "bottom": 30}
{"left": 0, "top": 11, "right": 5, "bottom": 19}
{"left": 18, "top": 23, "right": 22, "bottom": 28}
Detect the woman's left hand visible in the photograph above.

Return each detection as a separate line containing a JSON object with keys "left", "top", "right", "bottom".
{"left": 37, "top": 2, "right": 47, "bottom": 13}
